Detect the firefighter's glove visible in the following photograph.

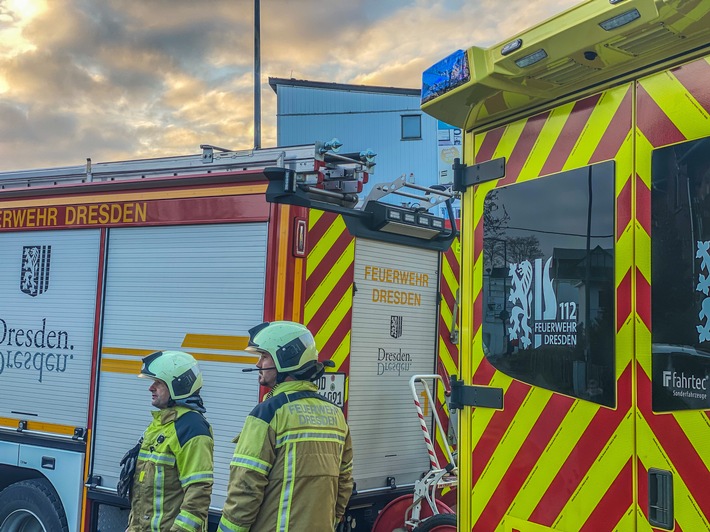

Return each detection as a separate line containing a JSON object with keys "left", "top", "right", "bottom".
{"left": 117, "top": 439, "right": 142, "bottom": 500}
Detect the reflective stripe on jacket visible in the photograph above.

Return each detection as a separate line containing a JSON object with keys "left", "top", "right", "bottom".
{"left": 128, "top": 406, "right": 214, "bottom": 532}
{"left": 219, "top": 380, "right": 354, "bottom": 532}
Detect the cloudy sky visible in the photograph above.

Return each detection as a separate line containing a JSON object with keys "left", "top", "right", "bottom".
{"left": 0, "top": 0, "right": 579, "bottom": 172}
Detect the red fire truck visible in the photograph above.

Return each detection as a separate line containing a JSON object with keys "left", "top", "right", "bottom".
{"left": 0, "top": 141, "right": 457, "bottom": 531}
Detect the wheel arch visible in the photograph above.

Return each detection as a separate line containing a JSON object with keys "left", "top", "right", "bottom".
{"left": 0, "top": 442, "right": 84, "bottom": 532}
{"left": 0, "top": 464, "right": 46, "bottom": 493}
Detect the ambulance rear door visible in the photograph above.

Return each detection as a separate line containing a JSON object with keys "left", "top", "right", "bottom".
{"left": 636, "top": 54, "right": 710, "bottom": 531}
{"left": 461, "top": 83, "right": 635, "bottom": 531}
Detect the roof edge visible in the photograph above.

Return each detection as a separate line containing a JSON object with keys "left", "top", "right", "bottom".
{"left": 268, "top": 77, "right": 419, "bottom": 96}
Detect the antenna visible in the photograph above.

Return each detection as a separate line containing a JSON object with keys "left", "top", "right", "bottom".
{"left": 254, "top": 0, "right": 261, "bottom": 149}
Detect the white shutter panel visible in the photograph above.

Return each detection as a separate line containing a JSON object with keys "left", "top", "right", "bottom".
{"left": 92, "top": 223, "right": 267, "bottom": 508}
{"left": 348, "top": 238, "right": 439, "bottom": 490}
{"left": 0, "top": 230, "right": 100, "bottom": 429}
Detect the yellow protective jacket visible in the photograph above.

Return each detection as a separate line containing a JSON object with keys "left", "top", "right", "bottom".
{"left": 218, "top": 380, "right": 354, "bottom": 532}
{"left": 128, "top": 406, "right": 214, "bottom": 532}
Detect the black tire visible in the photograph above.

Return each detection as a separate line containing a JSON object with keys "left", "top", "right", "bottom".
{"left": 412, "top": 513, "right": 457, "bottom": 532}
{"left": 0, "top": 479, "right": 69, "bottom": 532}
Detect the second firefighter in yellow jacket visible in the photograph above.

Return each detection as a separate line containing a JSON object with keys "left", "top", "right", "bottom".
{"left": 128, "top": 350, "right": 214, "bottom": 532}
{"left": 218, "top": 321, "right": 354, "bottom": 532}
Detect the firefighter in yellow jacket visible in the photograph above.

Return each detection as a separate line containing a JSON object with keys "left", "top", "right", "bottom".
{"left": 126, "top": 350, "right": 214, "bottom": 532}
{"left": 218, "top": 321, "right": 354, "bottom": 532}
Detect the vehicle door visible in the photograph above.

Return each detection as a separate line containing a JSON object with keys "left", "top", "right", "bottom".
{"left": 460, "top": 84, "right": 636, "bottom": 531}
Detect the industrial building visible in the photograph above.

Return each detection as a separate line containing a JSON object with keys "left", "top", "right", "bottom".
{"left": 269, "top": 77, "right": 461, "bottom": 217}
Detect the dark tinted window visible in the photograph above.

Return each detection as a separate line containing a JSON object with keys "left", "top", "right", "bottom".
{"left": 401, "top": 115, "right": 422, "bottom": 140}
{"left": 651, "top": 137, "right": 710, "bottom": 412}
{"left": 481, "top": 162, "right": 616, "bottom": 406}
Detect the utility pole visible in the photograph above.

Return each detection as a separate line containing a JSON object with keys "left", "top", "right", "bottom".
{"left": 254, "top": 0, "right": 261, "bottom": 149}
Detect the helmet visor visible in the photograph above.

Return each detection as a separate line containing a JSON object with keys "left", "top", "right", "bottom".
{"left": 247, "top": 322, "right": 270, "bottom": 348}
{"left": 138, "top": 351, "right": 163, "bottom": 379}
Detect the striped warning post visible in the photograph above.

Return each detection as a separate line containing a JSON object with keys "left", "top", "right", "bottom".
{"left": 413, "top": 391, "right": 440, "bottom": 471}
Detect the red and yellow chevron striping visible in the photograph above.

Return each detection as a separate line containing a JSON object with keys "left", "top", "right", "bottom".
{"left": 435, "top": 229, "right": 461, "bottom": 467}
{"left": 304, "top": 210, "right": 355, "bottom": 408}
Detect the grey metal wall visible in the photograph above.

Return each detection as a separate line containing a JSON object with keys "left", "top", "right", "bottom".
{"left": 274, "top": 84, "right": 439, "bottom": 201}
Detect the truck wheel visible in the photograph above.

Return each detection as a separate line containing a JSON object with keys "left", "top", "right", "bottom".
{"left": 0, "top": 479, "right": 69, "bottom": 532}
{"left": 412, "top": 513, "right": 457, "bottom": 531}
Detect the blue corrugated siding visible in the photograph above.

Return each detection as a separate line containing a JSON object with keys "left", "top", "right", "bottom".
{"left": 277, "top": 86, "right": 421, "bottom": 115}
{"left": 275, "top": 85, "right": 440, "bottom": 198}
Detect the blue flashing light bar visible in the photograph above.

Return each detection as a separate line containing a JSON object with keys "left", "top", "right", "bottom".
{"left": 421, "top": 49, "right": 471, "bottom": 104}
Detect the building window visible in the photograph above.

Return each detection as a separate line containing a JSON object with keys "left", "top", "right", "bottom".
{"left": 401, "top": 114, "right": 422, "bottom": 140}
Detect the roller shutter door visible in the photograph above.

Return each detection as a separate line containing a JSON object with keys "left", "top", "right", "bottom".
{"left": 92, "top": 223, "right": 266, "bottom": 508}
{"left": 0, "top": 229, "right": 100, "bottom": 430}
{"left": 348, "top": 238, "right": 439, "bottom": 490}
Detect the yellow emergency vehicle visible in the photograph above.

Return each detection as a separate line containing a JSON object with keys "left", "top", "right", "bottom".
{"left": 422, "top": 0, "right": 710, "bottom": 530}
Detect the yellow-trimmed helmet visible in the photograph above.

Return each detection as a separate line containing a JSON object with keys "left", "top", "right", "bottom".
{"left": 138, "top": 350, "right": 203, "bottom": 400}
{"left": 246, "top": 321, "right": 321, "bottom": 381}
